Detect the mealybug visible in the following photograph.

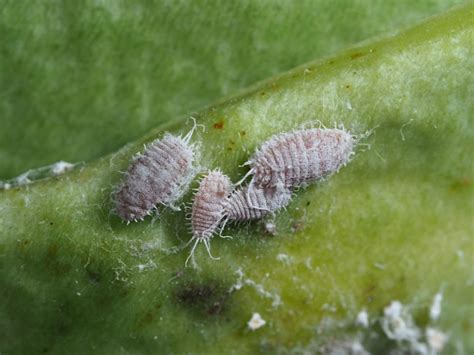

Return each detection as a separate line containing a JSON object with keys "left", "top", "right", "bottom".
{"left": 115, "top": 121, "right": 199, "bottom": 222}
{"left": 225, "top": 184, "right": 292, "bottom": 222}
{"left": 242, "top": 128, "right": 354, "bottom": 189}
{"left": 186, "top": 170, "right": 233, "bottom": 266}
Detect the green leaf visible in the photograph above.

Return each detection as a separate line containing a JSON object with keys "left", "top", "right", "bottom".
{"left": 1, "top": 3, "right": 472, "bottom": 354}
{"left": 0, "top": 0, "right": 464, "bottom": 178}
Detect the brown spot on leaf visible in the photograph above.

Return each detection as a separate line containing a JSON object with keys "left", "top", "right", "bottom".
{"left": 137, "top": 311, "right": 154, "bottom": 328}
{"left": 213, "top": 120, "right": 224, "bottom": 129}
{"left": 450, "top": 177, "right": 471, "bottom": 191}
{"left": 47, "top": 243, "right": 59, "bottom": 259}
{"left": 350, "top": 52, "right": 366, "bottom": 60}
{"left": 175, "top": 281, "right": 231, "bottom": 317}
{"left": 86, "top": 269, "right": 101, "bottom": 285}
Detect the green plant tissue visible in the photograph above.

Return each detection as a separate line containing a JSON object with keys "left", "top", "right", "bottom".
{"left": 0, "top": 2, "right": 473, "bottom": 355}
{"left": 0, "top": 0, "right": 465, "bottom": 178}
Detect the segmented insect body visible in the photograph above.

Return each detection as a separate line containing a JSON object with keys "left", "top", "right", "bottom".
{"left": 186, "top": 170, "right": 233, "bottom": 266}
{"left": 246, "top": 128, "right": 354, "bottom": 189}
{"left": 225, "top": 185, "right": 292, "bottom": 222}
{"left": 115, "top": 130, "right": 197, "bottom": 222}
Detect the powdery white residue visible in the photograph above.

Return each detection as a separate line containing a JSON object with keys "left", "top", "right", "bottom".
{"left": 380, "top": 300, "right": 453, "bottom": 354}
{"left": 426, "top": 328, "right": 449, "bottom": 354}
{"left": 264, "top": 221, "right": 277, "bottom": 235}
{"left": 276, "top": 253, "right": 293, "bottom": 265}
{"left": 374, "top": 262, "right": 386, "bottom": 270}
{"left": 16, "top": 172, "right": 31, "bottom": 185}
{"left": 230, "top": 268, "right": 281, "bottom": 307}
{"left": 430, "top": 292, "right": 443, "bottom": 321}
{"left": 0, "top": 160, "right": 78, "bottom": 189}
{"left": 247, "top": 313, "right": 266, "bottom": 331}
{"left": 0, "top": 182, "right": 11, "bottom": 189}
{"left": 355, "top": 309, "right": 369, "bottom": 328}
{"left": 136, "top": 260, "right": 157, "bottom": 272}
{"left": 51, "top": 161, "right": 76, "bottom": 175}
{"left": 381, "top": 301, "right": 420, "bottom": 342}
{"left": 321, "top": 303, "right": 337, "bottom": 313}
{"left": 320, "top": 339, "right": 369, "bottom": 355}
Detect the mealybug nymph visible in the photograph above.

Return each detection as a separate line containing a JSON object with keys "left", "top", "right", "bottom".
{"left": 242, "top": 128, "right": 354, "bottom": 189}
{"left": 225, "top": 184, "right": 292, "bottom": 222}
{"left": 115, "top": 121, "right": 200, "bottom": 222}
{"left": 186, "top": 170, "right": 233, "bottom": 266}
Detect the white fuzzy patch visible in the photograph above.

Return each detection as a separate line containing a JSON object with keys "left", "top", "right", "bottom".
{"left": 51, "top": 161, "right": 76, "bottom": 175}
{"left": 426, "top": 328, "right": 448, "bottom": 353}
{"left": 247, "top": 313, "right": 266, "bottom": 331}
{"left": 230, "top": 268, "right": 281, "bottom": 307}
{"left": 382, "top": 301, "right": 420, "bottom": 342}
{"left": 430, "top": 292, "right": 443, "bottom": 321}
{"left": 356, "top": 309, "right": 369, "bottom": 328}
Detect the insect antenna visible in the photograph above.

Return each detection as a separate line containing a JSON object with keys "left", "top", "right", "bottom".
{"left": 183, "top": 116, "right": 205, "bottom": 144}
{"left": 203, "top": 238, "right": 220, "bottom": 261}
{"left": 185, "top": 237, "right": 200, "bottom": 267}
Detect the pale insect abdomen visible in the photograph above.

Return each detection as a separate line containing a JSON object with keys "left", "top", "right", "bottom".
{"left": 115, "top": 131, "right": 197, "bottom": 222}
{"left": 225, "top": 185, "right": 292, "bottom": 222}
{"left": 249, "top": 128, "right": 354, "bottom": 189}
{"left": 191, "top": 170, "right": 233, "bottom": 239}
{"left": 186, "top": 170, "right": 233, "bottom": 266}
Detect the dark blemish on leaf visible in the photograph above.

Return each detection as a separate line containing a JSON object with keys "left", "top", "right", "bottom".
{"left": 16, "top": 239, "right": 30, "bottom": 252}
{"left": 345, "top": 84, "right": 352, "bottom": 89}
{"left": 49, "top": 221, "right": 53, "bottom": 226}
{"left": 260, "top": 91, "right": 266, "bottom": 97}
{"left": 350, "top": 52, "right": 366, "bottom": 60}
{"left": 364, "top": 283, "right": 377, "bottom": 303}
{"left": 239, "top": 130, "right": 246, "bottom": 137}
{"left": 47, "top": 243, "right": 59, "bottom": 259}
{"left": 329, "top": 60, "right": 335, "bottom": 65}
{"left": 86, "top": 269, "right": 101, "bottom": 285}
{"left": 137, "top": 311, "right": 154, "bottom": 328}
{"left": 213, "top": 120, "right": 224, "bottom": 129}
{"left": 365, "top": 284, "right": 376, "bottom": 294}
{"left": 450, "top": 177, "right": 471, "bottom": 191}
{"left": 291, "top": 220, "right": 304, "bottom": 233}
{"left": 56, "top": 319, "right": 70, "bottom": 336}
{"left": 175, "top": 281, "right": 231, "bottom": 316}
{"left": 44, "top": 243, "right": 72, "bottom": 274}
{"left": 306, "top": 201, "right": 311, "bottom": 206}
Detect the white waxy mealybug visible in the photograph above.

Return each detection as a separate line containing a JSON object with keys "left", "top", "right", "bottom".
{"left": 115, "top": 123, "right": 199, "bottom": 223}
{"left": 225, "top": 184, "right": 292, "bottom": 222}
{"left": 186, "top": 170, "right": 233, "bottom": 266}
{"left": 243, "top": 128, "right": 354, "bottom": 189}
